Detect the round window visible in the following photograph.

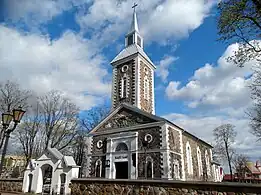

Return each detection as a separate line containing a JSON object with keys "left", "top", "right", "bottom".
{"left": 121, "top": 65, "right": 128, "bottom": 72}
{"left": 145, "top": 134, "right": 153, "bottom": 143}
{"left": 97, "top": 140, "right": 103, "bottom": 149}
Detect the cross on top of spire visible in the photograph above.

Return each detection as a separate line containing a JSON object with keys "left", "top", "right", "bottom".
{"left": 132, "top": 3, "right": 138, "bottom": 12}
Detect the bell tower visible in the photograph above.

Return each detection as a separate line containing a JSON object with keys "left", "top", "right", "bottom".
{"left": 110, "top": 3, "right": 156, "bottom": 114}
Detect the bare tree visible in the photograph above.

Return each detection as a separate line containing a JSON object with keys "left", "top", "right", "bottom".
{"left": 72, "top": 106, "right": 109, "bottom": 177}
{"left": 213, "top": 124, "right": 237, "bottom": 181}
{"left": 38, "top": 90, "right": 80, "bottom": 151}
{"left": 0, "top": 80, "right": 31, "bottom": 175}
{"left": 0, "top": 80, "right": 31, "bottom": 113}
{"left": 248, "top": 65, "right": 261, "bottom": 141}
{"left": 15, "top": 99, "right": 43, "bottom": 165}
{"left": 0, "top": 81, "right": 31, "bottom": 149}
{"left": 233, "top": 154, "right": 248, "bottom": 182}
{"left": 81, "top": 106, "right": 109, "bottom": 131}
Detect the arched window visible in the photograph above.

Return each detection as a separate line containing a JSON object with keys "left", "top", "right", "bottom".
{"left": 121, "top": 76, "right": 128, "bottom": 98}
{"left": 197, "top": 147, "right": 203, "bottom": 177}
{"left": 146, "top": 157, "right": 153, "bottom": 179}
{"left": 205, "top": 150, "right": 210, "bottom": 175}
{"left": 115, "top": 143, "right": 128, "bottom": 152}
{"left": 144, "top": 76, "right": 149, "bottom": 100}
{"left": 186, "top": 142, "right": 193, "bottom": 175}
{"left": 95, "top": 160, "right": 102, "bottom": 177}
{"left": 172, "top": 160, "right": 180, "bottom": 179}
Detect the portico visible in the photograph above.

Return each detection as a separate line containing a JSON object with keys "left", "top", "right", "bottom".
{"left": 105, "top": 132, "right": 138, "bottom": 179}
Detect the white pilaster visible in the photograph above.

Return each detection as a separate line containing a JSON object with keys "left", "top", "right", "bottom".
{"left": 137, "top": 58, "right": 141, "bottom": 109}
{"left": 179, "top": 130, "right": 186, "bottom": 181}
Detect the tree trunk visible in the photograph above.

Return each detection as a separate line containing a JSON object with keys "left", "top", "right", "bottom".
{"left": 0, "top": 132, "right": 11, "bottom": 175}
{"left": 225, "top": 142, "right": 233, "bottom": 181}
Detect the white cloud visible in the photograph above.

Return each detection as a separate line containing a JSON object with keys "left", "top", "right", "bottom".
{"left": 164, "top": 43, "right": 261, "bottom": 169}
{"left": 0, "top": 25, "right": 111, "bottom": 110}
{"left": 166, "top": 43, "right": 253, "bottom": 110}
{"left": 141, "top": 0, "right": 214, "bottom": 43}
{"left": 77, "top": 0, "right": 214, "bottom": 45}
{"left": 156, "top": 56, "right": 178, "bottom": 83}
{"left": 2, "top": 0, "right": 87, "bottom": 27}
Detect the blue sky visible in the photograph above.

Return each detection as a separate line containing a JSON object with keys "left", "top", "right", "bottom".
{"left": 0, "top": 0, "right": 260, "bottom": 165}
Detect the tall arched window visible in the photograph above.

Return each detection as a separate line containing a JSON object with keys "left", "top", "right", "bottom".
{"left": 186, "top": 142, "right": 193, "bottom": 175}
{"left": 205, "top": 150, "right": 210, "bottom": 175}
{"left": 144, "top": 76, "right": 149, "bottom": 100}
{"left": 197, "top": 147, "right": 203, "bottom": 177}
{"left": 146, "top": 157, "right": 153, "bottom": 179}
{"left": 95, "top": 160, "right": 102, "bottom": 177}
{"left": 121, "top": 76, "right": 128, "bottom": 98}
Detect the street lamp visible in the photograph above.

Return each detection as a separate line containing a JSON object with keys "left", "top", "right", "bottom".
{"left": 0, "top": 106, "right": 26, "bottom": 176}
{"left": 2, "top": 112, "right": 13, "bottom": 128}
{"left": 13, "top": 106, "right": 26, "bottom": 123}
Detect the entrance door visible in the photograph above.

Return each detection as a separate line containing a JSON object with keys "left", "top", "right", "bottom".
{"left": 28, "top": 174, "right": 33, "bottom": 192}
{"left": 115, "top": 162, "right": 128, "bottom": 179}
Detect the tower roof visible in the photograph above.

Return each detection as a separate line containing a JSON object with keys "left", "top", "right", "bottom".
{"left": 110, "top": 44, "right": 155, "bottom": 67}
{"left": 127, "top": 6, "right": 139, "bottom": 35}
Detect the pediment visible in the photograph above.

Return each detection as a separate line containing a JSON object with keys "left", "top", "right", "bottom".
{"left": 91, "top": 104, "right": 164, "bottom": 133}
{"left": 37, "top": 154, "right": 51, "bottom": 161}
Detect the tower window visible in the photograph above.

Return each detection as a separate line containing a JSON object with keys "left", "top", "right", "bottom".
{"left": 121, "top": 76, "right": 128, "bottom": 98}
{"left": 127, "top": 34, "right": 133, "bottom": 46}
{"left": 144, "top": 76, "right": 149, "bottom": 100}
{"left": 137, "top": 36, "right": 141, "bottom": 47}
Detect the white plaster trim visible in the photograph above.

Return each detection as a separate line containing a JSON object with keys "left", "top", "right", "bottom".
{"left": 151, "top": 65, "right": 155, "bottom": 114}
{"left": 179, "top": 130, "right": 185, "bottom": 181}
{"left": 111, "top": 67, "right": 117, "bottom": 108}
{"left": 137, "top": 57, "right": 141, "bottom": 109}
{"left": 160, "top": 124, "right": 168, "bottom": 150}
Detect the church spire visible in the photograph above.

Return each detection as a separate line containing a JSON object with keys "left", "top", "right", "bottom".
{"left": 125, "top": 3, "right": 143, "bottom": 48}
{"left": 128, "top": 3, "right": 139, "bottom": 34}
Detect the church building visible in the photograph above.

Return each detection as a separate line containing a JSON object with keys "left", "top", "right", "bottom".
{"left": 85, "top": 5, "right": 219, "bottom": 182}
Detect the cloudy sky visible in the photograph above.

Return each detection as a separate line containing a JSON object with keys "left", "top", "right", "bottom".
{"left": 0, "top": 0, "right": 260, "bottom": 167}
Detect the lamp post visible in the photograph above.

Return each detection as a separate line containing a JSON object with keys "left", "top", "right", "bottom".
{"left": 0, "top": 106, "right": 25, "bottom": 176}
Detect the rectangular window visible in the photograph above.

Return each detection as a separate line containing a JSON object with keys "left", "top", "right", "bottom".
{"left": 137, "top": 36, "right": 141, "bottom": 47}
{"left": 121, "top": 77, "right": 128, "bottom": 98}
{"left": 127, "top": 35, "right": 133, "bottom": 46}
{"left": 144, "top": 78, "right": 149, "bottom": 100}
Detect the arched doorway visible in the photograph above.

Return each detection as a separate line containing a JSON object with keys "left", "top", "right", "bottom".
{"left": 60, "top": 173, "right": 66, "bottom": 195}
{"left": 28, "top": 174, "right": 33, "bottom": 192}
{"left": 115, "top": 143, "right": 129, "bottom": 179}
{"left": 41, "top": 164, "right": 53, "bottom": 194}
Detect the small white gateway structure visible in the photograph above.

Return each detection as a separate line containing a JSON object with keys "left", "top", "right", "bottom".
{"left": 22, "top": 147, "right": 80, "bottom": 195}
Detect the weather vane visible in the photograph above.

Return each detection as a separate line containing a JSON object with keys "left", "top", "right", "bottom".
{"left": 132, "top": 2, "right": 138, "bottom": 12}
